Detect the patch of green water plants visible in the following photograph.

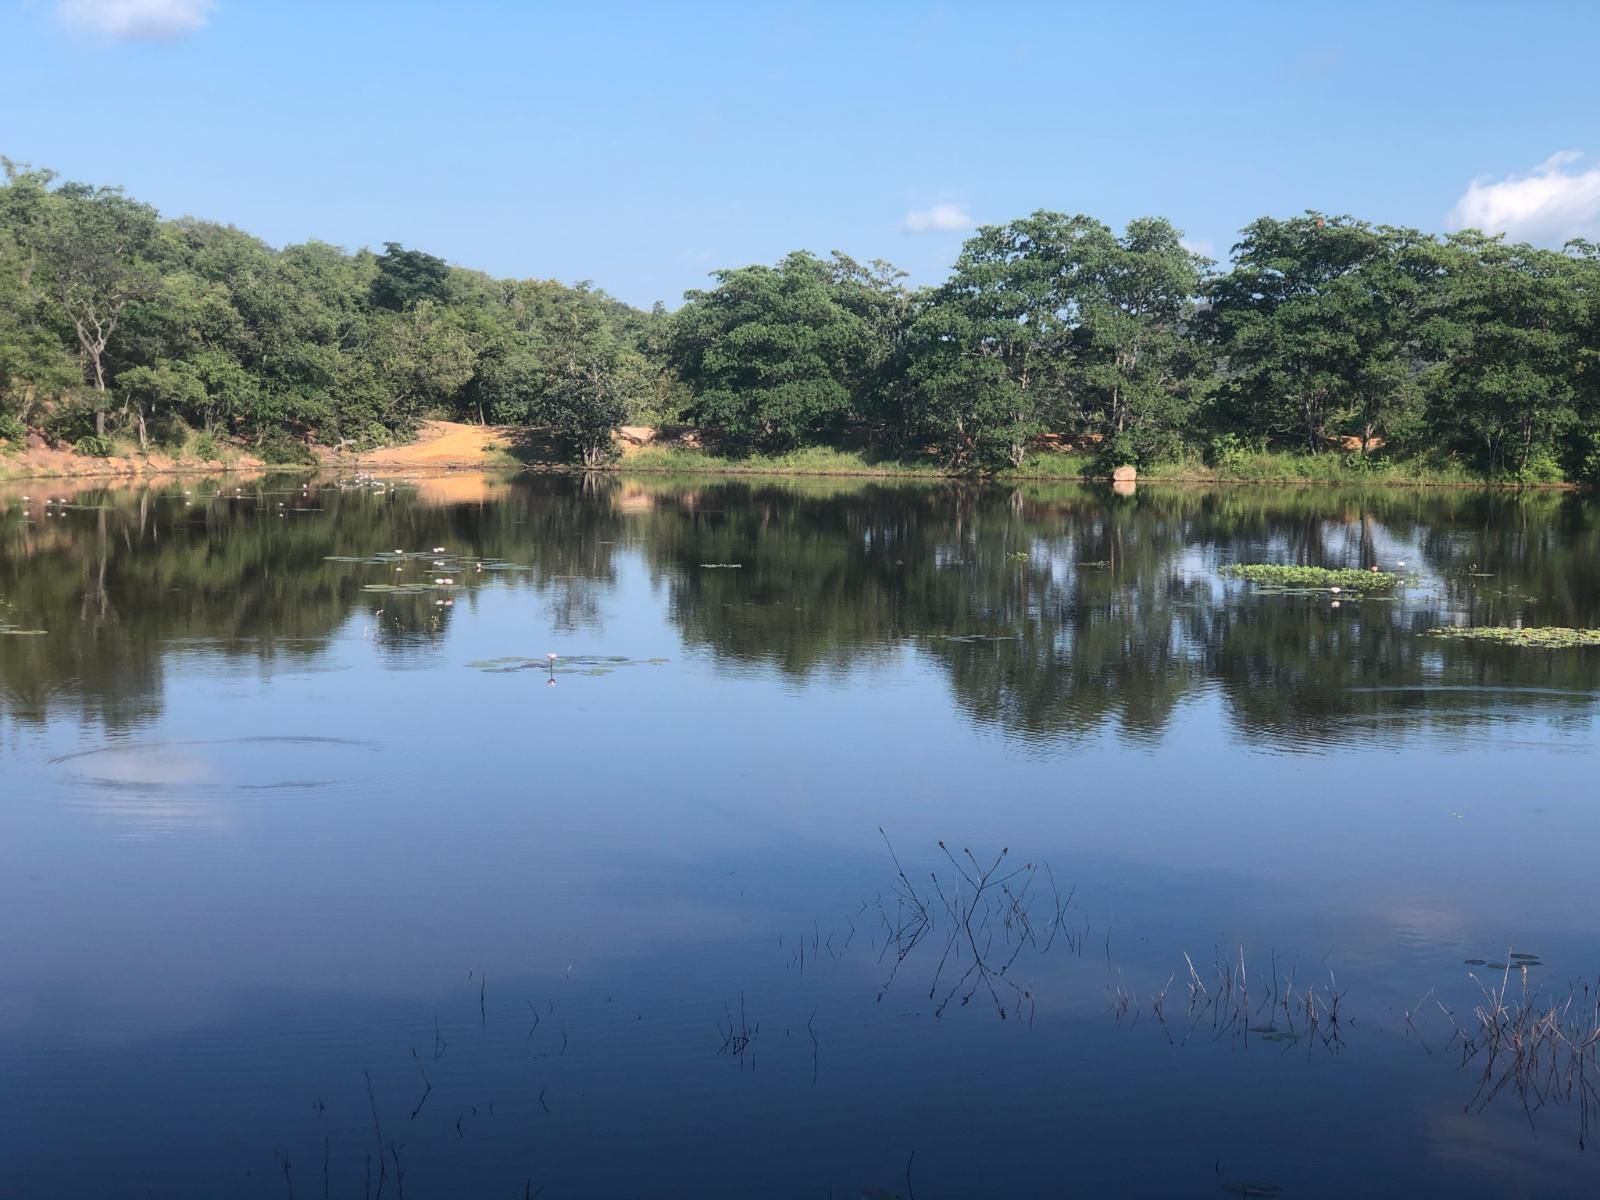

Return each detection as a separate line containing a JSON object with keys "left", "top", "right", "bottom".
{"left": 1427, "top": 626, "right": 1600, "bottom": 648}
{"left": 1221, "top": 563, "right": 1398, "bottom": 591}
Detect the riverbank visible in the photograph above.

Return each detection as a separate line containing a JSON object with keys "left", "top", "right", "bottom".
{"left": 0, "top": 440, "right": 272, "bottom": 482}
{"left": 1, "top": 420, "right": 1585, "bottom": 490}
{"left": 601, "top": 442, "right": 1582, "bottom": 490}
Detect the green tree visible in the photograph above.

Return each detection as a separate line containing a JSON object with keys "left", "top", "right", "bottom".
{"left": 1064, "top": 216, "right": 1212, "bottom": 466}
{"left": 826, "top": 252, "right": 919, "bottom": 445}
{"left": 0, "top": 163, "right": 77, "bottom": 438}
{"left": 29, "top": 178, "right": 161, "bottom": 437}
{"left": 542, "top": 290, "right": 629, "bottom": 467}
{"left": 366, "top": 299, "right": 478, "bottom": 436}
{"left": 1428, "top": 233, "right": 1589, "bottom": 478}
{"left": 670, "top": 251, "right": 871, "bottom": 450}
{"left": 1206, "top": 215, "right": 1440, "bottom": 456}
{"left": 371, "top": 242, "right": 451, "bottom": 312}
{"left": 908, "top": 213, "right": 1096, "bottom": 467}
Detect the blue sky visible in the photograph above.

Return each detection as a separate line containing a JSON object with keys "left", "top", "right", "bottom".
{"left": 4, "top": 0, "right": 1599, "bottom": 308}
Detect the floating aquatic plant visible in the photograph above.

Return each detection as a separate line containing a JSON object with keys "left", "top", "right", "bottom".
{"left": 0, "top": 600, "right": 45, "bottom": 636}
{"left": 1221, "top": 563, "right": 1399, "bottom": 591}
{"left": 1426, "top": 626, "right": 1600, "bottom": 648}
{"left": 466, "top": 655, "right": 671, "bottom": 676}
{"left": 360, "top": 582, "right": 461, "bottom": 595}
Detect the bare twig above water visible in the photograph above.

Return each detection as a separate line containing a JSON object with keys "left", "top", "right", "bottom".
{"left": 408, "top": 1050, "right": 432, "bottom": 1121}
{"left": 717, "top": 992, "right": 759, "bottom": 1071}
{"left": 363, "top": 1071, "right": 387, "bottom": 1200}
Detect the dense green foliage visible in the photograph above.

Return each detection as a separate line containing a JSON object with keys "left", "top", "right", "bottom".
{"left": 3, "top": 159, "right": 1598, "bottom": 477}
{"left": 0, "top": 158, "right": 668, "bottom": 458}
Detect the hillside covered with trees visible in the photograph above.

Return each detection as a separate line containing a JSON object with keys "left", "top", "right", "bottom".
{"left": 2, "top": 158, "right": 1597, "bottom": 481}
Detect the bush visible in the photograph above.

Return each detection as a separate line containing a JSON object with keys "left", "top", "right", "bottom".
{"left": 1514, "top": 453, "right": 1565, "bottom": 485}
{"left": 0, "top": 411, "right": 25, "bottom": 445}
{"left": 1341, "top": 450, "right": 1391, "bottom": 476}
{"left": 74, "top": 434, "right": 114, "bottom": 458}
{"left": 1206, "top": 432, "right": 1250, "bottom": 472}
{"left": 190, "top": 431, "right": 222, "bottom": 461}
{"left": 256, "top": 430, "right": 316, "bottom": 465}
{"left": 42, "top": 400, "right": 102, "bottom": 445}
{"left": 149, "top": 413, "right": 193, "bottom": 450}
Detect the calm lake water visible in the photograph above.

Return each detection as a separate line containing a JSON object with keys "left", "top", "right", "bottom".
{"left": 3, "top": 472, "right": 1599, "bottom": 1199}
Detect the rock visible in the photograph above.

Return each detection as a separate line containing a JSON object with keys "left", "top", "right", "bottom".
{"left": 1111, "top": 464, "right": 1138, "bottom": 482}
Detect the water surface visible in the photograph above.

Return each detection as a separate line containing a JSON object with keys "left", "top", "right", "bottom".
{"left": 2, "top": 474, "right": 1598, "bottom": 1198}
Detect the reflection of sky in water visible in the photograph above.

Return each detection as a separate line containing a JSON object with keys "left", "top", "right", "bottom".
{"left": 0, "top": 479, "right": 1598, "bottom": 1197}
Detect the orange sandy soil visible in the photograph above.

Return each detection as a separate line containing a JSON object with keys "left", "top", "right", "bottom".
{"left": 0, "top": 421, "right": 557, "bottom": 482}
{"left": 344, "top": 420, "right": 513, "bottom": 468}
{"left": 0, "top": 437, "right": 269, "bottom": 482}
{"left": 345, "top": 421, "right": 666, "bottom": 471}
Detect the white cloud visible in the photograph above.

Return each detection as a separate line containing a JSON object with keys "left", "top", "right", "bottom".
{"left": 1448, "top": 151, "right": 1600, "bottom": 242}
{"left": 58, "top": 0, "right": 215, "bottom": 40}
{"left": 903, "top": 203, "right": 977, "bottom": 234}
{"left": 1180, "top": 237, "right": 1215, "bottom": 258}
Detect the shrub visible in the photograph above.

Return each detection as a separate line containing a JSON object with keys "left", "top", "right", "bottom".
{"left": 1206, "top": 432, "right": 1250, "bottom": 472}
{"left": 1515, "top": 453, "right": 1565, "bottom": 485}
{"left": 149, "top": 413, "right": 193, "bottom": 450}
{"left": 256, "top": 430, "right": 316, "bottom": 466}
{"left": 74, "top": 434, "right": 114, "bottom": 458}
{"left": 43, "top": 400, "right": 101, "bottom": 444}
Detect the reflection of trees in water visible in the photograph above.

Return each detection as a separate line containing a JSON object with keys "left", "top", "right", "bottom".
{"left": 0, "top": 475, "right": 627, "bottom": 732}
{"left": 3, "top": 477, "right": 1598, "bottom": 746}
{"left": 637, "top": 481, "right": 1600, "bottom": 747}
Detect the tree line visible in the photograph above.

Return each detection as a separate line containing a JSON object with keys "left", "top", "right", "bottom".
{"left": 3, "top": 158, "right": 1597, "bottom": 479}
